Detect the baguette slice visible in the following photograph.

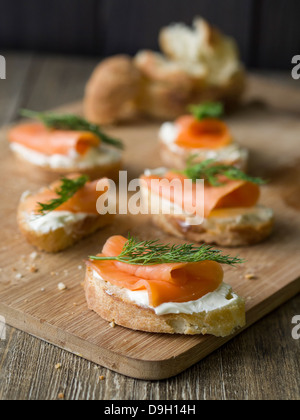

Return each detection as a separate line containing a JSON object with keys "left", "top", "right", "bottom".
{"left": 84, "top": 266, "right": 246, "bottom": 337}
{"left": 141, "top": 187, "right": 274, "bottom": 247}
{"left": 17, "top": 191, "right": 114, "bottom": 253}
{"left": 10, "top": 143, "right": 122, "bottom": 184}
{"left": 160, "top": 137, "right": 249, "bottom": 172}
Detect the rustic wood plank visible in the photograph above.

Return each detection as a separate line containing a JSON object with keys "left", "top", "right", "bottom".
{"left": 1, "top": 295, "right": 299, "bottom": 400}
{"left": 0, "top": 53, "right": 33, "bottom": 126}
{"left": 13, "top": 55, "right": 99, "bottom": 117}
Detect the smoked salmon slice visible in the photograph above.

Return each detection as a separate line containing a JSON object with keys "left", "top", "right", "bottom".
{"left": 175, "top": 115, "right": 232, "bottom": 149}
{"left": 9, "top": 122, "right": 100, "bottom": 156}
{"left": 87, "top": 236, "right": 224, "bottom": 307}
{"left": 141, "top": 171, "right": 260, "bottom": 218}
{"left": 23, "top": 176, "right": 109, "bottom": 215}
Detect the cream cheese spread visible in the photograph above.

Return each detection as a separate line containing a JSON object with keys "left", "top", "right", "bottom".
{"left": 93, "top": 270, "right": 238, "bottom": 316}
{"left": 25, "top": 211, "right": 90, "bottom": 234}
{"left": 11, "top": 143, "right": 121, "bottom": 170}
{"left": 159, "top": 121, "right": 248, "bottom": 163}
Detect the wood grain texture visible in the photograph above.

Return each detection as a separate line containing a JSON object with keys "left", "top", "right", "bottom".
{"left": 1, "top": 294, "right": 299, "bottom": 400}
{"left": 0, "top": 54, "right": 299, "bottom": 399}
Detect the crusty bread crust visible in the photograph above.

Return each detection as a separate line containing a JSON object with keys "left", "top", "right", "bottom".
{"left": 151, "top": 212, "right": 274, "bottom": 247}
{"left": 17, "top": 196, "right": 114, "bottom": 253}
{"left": 159, "top": 140, "right": 248, "bottom": 172}
{"left": 84, "top": 266, "right": 246, "bottom": 337}
{"left": 84, "top": 55, "right": 141, "bottom": 125}
{"left": 11, "top": 149, "right": 122, "bottom": 184}
{"left": 135, "top": 65, "right": 246, "bottom": 121}
{"left": 83, "top": 18, "right": 246, "bottom": 124}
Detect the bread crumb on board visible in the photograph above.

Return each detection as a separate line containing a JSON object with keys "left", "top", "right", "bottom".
{"left": 58, "top": 392, "right": 65, "bottom": 400}
{"left": 28, "top": 264, "right": 38, "bottom": 273}
{"left": 245, "top": 273, "right": 258, "bottom": 280}
{"left": 58, "top": 282, "right": 67, "bottom": 291}
{"left": 30, "top": 251, "right": 39, "bottom": 261}
{"left": 109, "top": 321, "right": 116, "bottom": 328}
{"left": 55, "top": 363, "right": 62, "bottom": 370}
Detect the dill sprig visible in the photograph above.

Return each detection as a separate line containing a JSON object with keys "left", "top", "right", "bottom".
{"left": 182, "top": 158, "right": 267, "bottom": 187}
{"left": 20, "top": 109, "right": 124, "bottom": 150}
{"left": 37, "top": 175, "right": 89, "bottom": 216}
{"left": 90, "top": 235, "right": 244, "bottom": 266}
{"left": 188, "top": 102, "right": 224, "bottom": 121}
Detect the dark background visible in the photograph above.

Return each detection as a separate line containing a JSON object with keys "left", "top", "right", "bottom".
{"left": 0, "top": 0, "right": 299, "bottom": 69}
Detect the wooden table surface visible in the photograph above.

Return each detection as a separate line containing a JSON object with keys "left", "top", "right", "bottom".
{"left": 0, "top": 53, "right": 299, "bottom": 401}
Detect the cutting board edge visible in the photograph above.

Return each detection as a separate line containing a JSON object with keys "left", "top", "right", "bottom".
{"left": 1, "top": 276, "right": 299, "bottom": 381}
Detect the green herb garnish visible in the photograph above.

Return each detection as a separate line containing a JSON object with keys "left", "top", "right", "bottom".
{"left": 37, "top": 175, "right": 89, "bottom": 216}
{"left": 20, "top": 109, "right": 124, "bottom": 150}
{"left": 182, "top": 158, "right": 267, "bottom": 187}
{"left": 188, "top": 102, "right": 224, "bottom": 121}
{"left": 90, "top": 235, "right": 244, "bottom": 266}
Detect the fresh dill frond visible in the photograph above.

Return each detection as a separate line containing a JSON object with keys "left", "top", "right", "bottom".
{"left": 89, "top": 235, "right": 244, "bottom": 266}
{"left": 37, "top": 175, "right": 89, "bottom": 216}
{"left": 188, "top": 102, "right": 224, "bottom": 121}
{"left": 20, "top": 109, "right": 124, "bottom": 150}
{"left": 182, "top": 158, "right": 267, "bottom": 187}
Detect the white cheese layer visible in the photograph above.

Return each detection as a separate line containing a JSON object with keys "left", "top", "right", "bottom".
{"left": 126, "top": 283, "right": 238, "bottom": 316}
{"left": 25, "top": 211, "right": 90, "bottom": 234}
{"left": 93, "top": 270, "right": 238, "bottom": 316}
{"left": 11, "top": 143, "right": 121, "bottom": 170}
{"left": 159, "top": 121, "right": 248, "bottom": 163}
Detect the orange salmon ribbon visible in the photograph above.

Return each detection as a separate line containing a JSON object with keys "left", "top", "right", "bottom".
{"left": 175, "top": 115, "right": 233, "bottom": 149}
{"left": 9, "top": 122, "right": 100, "bottom": 156}
{"left": 87, "top": 236, "right": 224, "bottom": 307}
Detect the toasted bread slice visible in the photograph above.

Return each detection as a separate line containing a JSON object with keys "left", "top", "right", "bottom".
{"left": 17, "top": 192, "right": 114, "bottom": 253}
{"left": 10, "top": 143, "right": 122, "bottom": 183}
{"left": 159, "top": 135, "right": 249, "bottom": 172}
{"left": 84, "top": 266, "right": 246, "bottom": 337}
{"left": 142, "top": 188, "right": 274, "bottom": 247}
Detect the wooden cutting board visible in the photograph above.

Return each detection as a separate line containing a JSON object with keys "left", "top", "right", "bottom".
{"left": 0, "top": 75, "right": 299, "bottom": 380}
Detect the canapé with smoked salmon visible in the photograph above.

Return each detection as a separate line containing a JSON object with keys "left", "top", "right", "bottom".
{"left": 140, "top": 160, "right": 274, "bottom": 246}
{"left": 17, "top": 174, "right": 114, "bottom": 253}
{"left": 159, "top": 102, "right": 248, "bottom": 171}
{"left": 9, "top": 111, "right": 123, "bottom": 182}
{"left": 85, "top": 235, "right": 246, "bottom": 337}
